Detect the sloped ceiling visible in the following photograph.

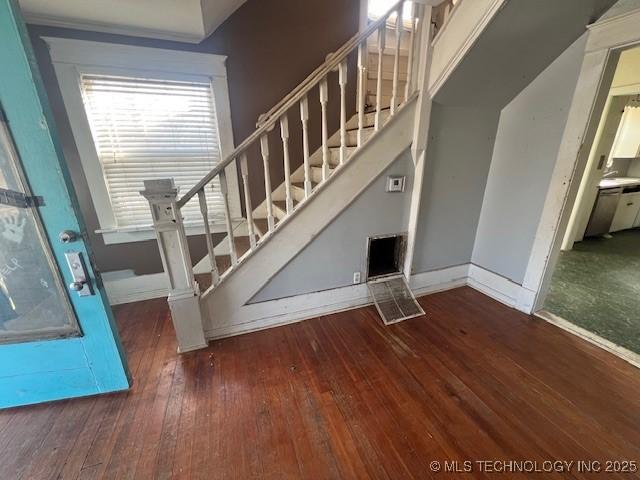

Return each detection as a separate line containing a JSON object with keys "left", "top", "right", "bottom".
{"left": 19, "top": 0, "right": 247, "bottom": 43}
{"left": 434, "top": 0, "right": 617, "bottom": 108}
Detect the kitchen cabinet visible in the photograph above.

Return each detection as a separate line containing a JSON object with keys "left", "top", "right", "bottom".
{"left": 610, "top": 192, "right": 640, "bottom": 231}
{"left": 611, "top": 107, "right": 640, "bottom": 158}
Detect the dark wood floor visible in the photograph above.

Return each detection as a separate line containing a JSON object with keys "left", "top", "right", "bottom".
{"left": 1, "top": 287, "right": 639, "bottom": 479}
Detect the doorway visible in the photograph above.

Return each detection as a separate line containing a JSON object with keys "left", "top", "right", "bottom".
{"left": 538, "top": 45, "right": 640, "bottom": 358}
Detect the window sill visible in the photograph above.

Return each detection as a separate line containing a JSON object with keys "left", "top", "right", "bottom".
{"left": 96, "top": 219, "right": 245, "bottom": 245}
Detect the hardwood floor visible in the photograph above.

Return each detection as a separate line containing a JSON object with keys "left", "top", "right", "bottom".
{"left": 1, "top": 287, "right": 639, "bottom": 479}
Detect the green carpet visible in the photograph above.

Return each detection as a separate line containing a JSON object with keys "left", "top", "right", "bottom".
{"left": 544, "top": 229, "right": 640, "bottom": 354}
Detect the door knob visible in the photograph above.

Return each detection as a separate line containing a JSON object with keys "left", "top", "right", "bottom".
{"left": 59, "top": 230, "right": 78, "bottom": 243}
{"left": 69, "top": 281, "right": 85, "bottom": 291}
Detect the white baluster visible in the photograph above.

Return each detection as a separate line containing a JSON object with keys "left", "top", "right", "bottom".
{"left": 260, "top": 133, "right": 275, "bottom": 232}
{"left": 405, "top": 2, "right": 417, "bottom": 101}
{"left": 375, "top": 24, "right": 386, "bottom": 130}
{"left": 219, "top": 170, "right": 237, "bottom": 266}
{"left": 319, "top": 77, "right": 330, "bottom": 181}
{"left": 413, "top": 3, "right": 425, "bottom": 73}
{"left": 357, "top": 42, "right": 367, "bottom": 148}
{"left": 391, "top": 6, "right": 403, "bottom": 115}
{"left": 338, "top": 60, "right": 348, "bottom": 165}
{"left": 280, "top": 114, "right": 293, "bottom": 213}
{"left": 239, "top": 154, "right": 256, "bottom": 249}
{"left": 300, "top": 96, "right": 312, "bottom": 198}
{"left": 197, "top": 188, "right": 220, "bottom": 286}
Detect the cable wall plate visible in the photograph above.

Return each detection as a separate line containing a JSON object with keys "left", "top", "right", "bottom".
{"left": 367, "top": 274, "right": 425, "bottom": 325}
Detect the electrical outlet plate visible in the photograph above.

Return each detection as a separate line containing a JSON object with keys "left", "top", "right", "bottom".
{"left": 353, "top": 271, "right": 361, "bottom": 284}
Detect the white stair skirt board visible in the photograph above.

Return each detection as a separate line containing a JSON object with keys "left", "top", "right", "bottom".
{"left": 368, "top": 275, "right": 425, "bottom": 325}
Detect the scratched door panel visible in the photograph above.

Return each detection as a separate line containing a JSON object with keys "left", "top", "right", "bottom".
{"left": 0, "top": 117, "right": 78, "bottom": 344}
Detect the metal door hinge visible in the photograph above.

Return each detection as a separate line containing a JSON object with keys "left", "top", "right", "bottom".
{"left": 0, "top": 187, "right": 44, "bottom": 208}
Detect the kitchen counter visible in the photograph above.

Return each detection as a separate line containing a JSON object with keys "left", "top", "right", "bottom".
{"left": 598, "top": 177, "right": 640, "bottom": 189}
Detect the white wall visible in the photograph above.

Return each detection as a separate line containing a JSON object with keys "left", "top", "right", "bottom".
{"left": 471, "top": 34, "right": 588, "bottom": 284}
{"left": 411, "top": 104, "right": 500, "bottom": 274}
{"left": 250, "top": 149, "right": 414, "bottom": 303}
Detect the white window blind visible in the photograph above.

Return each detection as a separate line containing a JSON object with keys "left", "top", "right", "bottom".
{"left": 80, "top": 74, "right": 224, "bottom": 228}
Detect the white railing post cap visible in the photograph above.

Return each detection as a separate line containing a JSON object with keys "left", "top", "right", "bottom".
{"left": 141, "top": 178, "right": 179, "bottom": 199}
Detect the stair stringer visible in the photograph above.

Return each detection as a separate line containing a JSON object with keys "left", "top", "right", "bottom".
{"left": 200, "top": 98, "right": 416, "bottom": 339}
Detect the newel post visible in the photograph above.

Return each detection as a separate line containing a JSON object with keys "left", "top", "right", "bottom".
{"left": 141, "top": 179, "right": 207, "bottom": 353}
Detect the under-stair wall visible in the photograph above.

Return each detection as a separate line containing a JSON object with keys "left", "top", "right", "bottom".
{"left": 250, "top": 148, "right": 414, "bottom": 303}
{"left": 199, "top": 100, "right": 416, "bottom": 340}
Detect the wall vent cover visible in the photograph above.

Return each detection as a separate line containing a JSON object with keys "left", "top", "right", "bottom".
{"left": 368, "top": 275, "right": 425, "bottom": 325}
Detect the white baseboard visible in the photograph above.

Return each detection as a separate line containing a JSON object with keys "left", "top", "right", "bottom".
{"left": 102, "top": 270, "right": 168, "bottom": 306}
{"left": 410, "top": 264, "right": 469, "bottom": 296}
{"left": 467, "top": 264, "right": 533, "bottom": 314}
{"left": 204, "top": 264, "right": 471, "bottom": 341}
{"left": 204, "top": 283, "right": 373, "bottom": 340}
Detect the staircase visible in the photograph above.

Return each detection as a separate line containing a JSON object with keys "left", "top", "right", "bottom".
{"left": 141, "top": 0, "right": 504, "bottom": 352}
{"left": 189, "top": 1, "right": 422, "bottom": 293}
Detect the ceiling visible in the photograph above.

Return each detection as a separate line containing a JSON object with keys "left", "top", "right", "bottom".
{"left": 19, "top": 0, "right": 247, "bottom": 43}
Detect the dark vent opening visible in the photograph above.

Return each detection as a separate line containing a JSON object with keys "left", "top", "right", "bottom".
{"left": 367, "top": 235, "right": 404, "bottom": 280}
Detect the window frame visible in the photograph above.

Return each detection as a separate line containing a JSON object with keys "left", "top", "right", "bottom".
{"left": 44, "top": 37, "right": 241, "bottom": 244}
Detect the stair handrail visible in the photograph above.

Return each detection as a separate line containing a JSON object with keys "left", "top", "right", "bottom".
{"left": 255, "top": 0, "right": 406, "bottom": 129}
{"left": 177, "top": 0, "right": 409, "bottom": 208}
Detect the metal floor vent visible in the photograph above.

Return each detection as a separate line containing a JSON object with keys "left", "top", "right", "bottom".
{"left": 367, "top": 275, "right": 425, "bottom": 325}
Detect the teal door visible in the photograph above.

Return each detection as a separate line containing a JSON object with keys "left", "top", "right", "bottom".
{"left": 0, "top": 0, "right": 130, "bottom": 408}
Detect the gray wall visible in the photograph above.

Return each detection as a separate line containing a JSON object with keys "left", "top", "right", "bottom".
{"left": 250, "top": 149, "right": 414, "bottom": 303}
{"left": 471, "top": 34, "right": 588, "bottom": 284}
{"left": 410, "top": 104, "right": 500, "bottom": 274}
{"left": 434, "top": 0, "right": 615, "bottom": 108}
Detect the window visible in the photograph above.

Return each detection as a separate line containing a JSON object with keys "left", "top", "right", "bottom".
{"left": 45, "top": 38, "right": 240, "bottom": 244}
{"left": 367, "top": 0, "right": 413, "bottom": 22}
{"left": 80, "top": 74, "right": 224, "bottom": 228}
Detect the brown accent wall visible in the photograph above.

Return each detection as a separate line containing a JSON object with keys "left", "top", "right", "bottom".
{"left": 29, "top": 0, "right": 360, "bottom": 275}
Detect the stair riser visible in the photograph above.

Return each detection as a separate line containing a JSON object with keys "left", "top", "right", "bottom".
{"left": 328, "top": 128, "right": 374, "bottom": 148}
{"left": 367, "top": 78, "right": 407, "bottom": 98}
{"left": 310, "top": 167, "right": 329, "bottom": 184}
{"left": 290, "top": 185, "right": 306, "bottom": 203}
{"left": 367, "top": 95, "right": 394, "bottom": 110}
{"left": 346, "top": 110, "right": 390, "bottom": 130}
{"left": 367, "top": 53, "right": 409, "bottom": 75}
{"left": 272, "top": 203, "right": 286, "bottom": 221}
{"left": 366, "top": 28, "right": 412, "bottom": 52}
{"left": 311, "top": 147, "right": 357, "bottom": 167}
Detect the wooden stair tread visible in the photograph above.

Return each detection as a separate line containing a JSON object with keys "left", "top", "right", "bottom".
{"left": 292, "top": 181, "right": 317, "bottom": 189}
